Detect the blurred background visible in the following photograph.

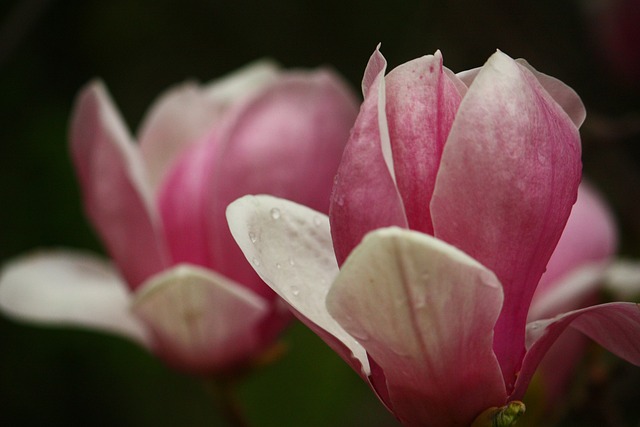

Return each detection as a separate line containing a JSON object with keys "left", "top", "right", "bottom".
{"left": 1, "top": 0, "right": 639, "bottom": 425}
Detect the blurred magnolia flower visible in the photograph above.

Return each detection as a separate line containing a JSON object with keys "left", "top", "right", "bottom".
{"left": 527, "top": 181, "right": 618, "bottom": 410}
{"left": 0, "top": 61, "right": 358, "bottom": 375}
{"left": 227, "top": 47, "right": 640, "bottom": 426}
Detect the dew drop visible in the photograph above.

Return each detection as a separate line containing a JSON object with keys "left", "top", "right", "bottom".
{"left": 290, "top": 285, "right": 300, "bottom": 296}
{"left": 288, "top": 258, "right": 296, "bottom": 266}
{"left": 313, "top": 215, "right": 322, "bottom": 227}
{"left": 276, "top": 263, "right": 282, "bottom": 269}
{"left": 251, "top": 257, "right": 261, "bottom": 266}
{"left": 249, "top": 232, "right": 257, "bottom": 243}
{"left": 270, "top": 208, "right": 281, "bottom": 219}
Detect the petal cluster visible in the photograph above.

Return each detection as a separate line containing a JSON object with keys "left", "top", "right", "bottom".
{"left": 0, "top": 61, "right": 358, "bottom": 375}
{"left": 227, "top": 47, "right": 640, "bottom": 425}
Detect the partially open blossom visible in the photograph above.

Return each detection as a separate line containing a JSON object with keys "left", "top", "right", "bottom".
{"left": 0, "top": 61, "right": 358, "bottom": 375}
{"left": 227, "top": 47, "right": 640, "bottom": 426}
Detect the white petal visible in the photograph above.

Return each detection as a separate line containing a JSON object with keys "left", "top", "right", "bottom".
{"left": 132, "top": 264, "right": 269, "bottom": 372}
{"left": 226, "top": 195, "right": 369, "bottom": 375}
{"left": 0, "top": 250, "right": 149, "bottom": 346}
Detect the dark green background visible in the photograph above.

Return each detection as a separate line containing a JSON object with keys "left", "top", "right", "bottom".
{"left": 1, "top": 0, "right": 639, "bottom": 425}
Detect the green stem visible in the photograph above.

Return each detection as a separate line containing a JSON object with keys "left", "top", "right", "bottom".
{"left": 203, "top": 378, "right": 251, "bottom": 427}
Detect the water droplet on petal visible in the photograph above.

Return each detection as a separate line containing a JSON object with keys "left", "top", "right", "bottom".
{"left": 313, "top": 215, "right": 322, "bottom": 227}
{"left": 275, "top": 263, "right": 282, "bottom": 269}
{"left": 251, "top": 257, "right": 261, "bottom": 266}
{"left": 249, "top": 232, "right": 257, "bottom": 243}
{"left": 288, "top": 258, "right": 296, "bottom": 266}
{"left": 270, "top": 208, "right": 281, "bottom": 219}
{"left": 290, "top": 285, "right": 300, "bottom": 296}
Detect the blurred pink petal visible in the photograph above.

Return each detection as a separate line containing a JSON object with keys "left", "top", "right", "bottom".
{"left": 69, "top": 81, "right": 170, "bottom": 289}
{"left": 138, "top": 60, "right": 280, "bottom": 192}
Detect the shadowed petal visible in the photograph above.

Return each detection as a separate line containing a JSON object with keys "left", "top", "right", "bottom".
{"left": 513, "top": 302, "right": 640, "bottom": 400}
{"left": 431, "top": 51, "right": 582, "bottom": 389}
{"left": 226, "top": 195, "right": 369, "bottom": 377}
{"left": 330, "top": 47, "right": 407, "bottom": 265}
{"left": 0, "top": 250, "right": 148, "bottom": 346}
{"left": 327, "top": 228, "right": 506, "bottom": 426}
{"left": 69, "top": 81, "right": 169, "bottom": 289}
{"left": 132, "top": 264, "right": 269, "bottom": 374}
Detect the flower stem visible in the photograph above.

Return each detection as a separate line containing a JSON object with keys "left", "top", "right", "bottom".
{"left": 203, "top": 378, "right": 251, "bottom": 427}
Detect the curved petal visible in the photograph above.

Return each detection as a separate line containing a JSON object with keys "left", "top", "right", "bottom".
{"left": 70, "top": 81, "right": 169, "bottom": 288}
{"left": 330, "top": 47, "right": 407, "bottom": 265}
{"left": 535, "top": 181, "right": 617, "bottom": 297}
{"left": 132, "top": 264, "right": 269, "bottom": 374}
{"left": 160, "top": 68, "right": 358, "bottom": 298}
{"left": 138, "top": 60, "right": 281, "bottom": 192}
{"left": 0, "top": 250, "right": 149, "bottom": 346}
{"left": 327, "top": 228, "right": 507, "bottom": 426}
{"left": 430, "top": 51, "right": 582, "bottom": 389}
{"left": 513, "top": 302, "right": 640, "bottom": 400}
{"left": 515, "top": 59, "right": 586, "bottom": 127}
{"left": 385, "top": 51, "right": 463, "bottom": 234}
{"left": 226, "top": 195, "right": 369, "bottom": 377}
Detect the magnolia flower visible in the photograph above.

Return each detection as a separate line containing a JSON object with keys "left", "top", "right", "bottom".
{"left": 226, "top": 48, "right": 640, "bottom": 426}
{"left": 0, "top": 61, "right": 358, "bottom": 375}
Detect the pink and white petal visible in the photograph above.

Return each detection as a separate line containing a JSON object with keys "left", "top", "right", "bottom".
{"left": 0, "top": 250, "right": 149, "bottom": 346}
{"left": 330, "top": 47, "right": 407, "bottom": 265}
{"left": 385, "top": 52, "right": 463, "bottom": 234}
{"left": 70, "top": 81, "right": 169, "bottom": 289}
{"left": 327, "top": 228, "right": 507, "bottom": 427}
{"left": 431, "top": 50, "right": 582, "bottom": 388}
{"left": 535, "top": 181, "right": 617, "bottom": 296}
{"left": 515, "top": 58, "right": 586, "bottom": 127}
{"left": 226, "top": 195, "right": 369, "bottom": 377}
{"left": 200, "top": 68, "right": 358, "bottom": 296}
{"left": 131, "top": 264, "right": 269, "bottom": 374}
{"left": 513, "top": 302, "right": 640, "bottom": 400}
{"left": 138, "top": 60, "right": 280, "bottom": 192}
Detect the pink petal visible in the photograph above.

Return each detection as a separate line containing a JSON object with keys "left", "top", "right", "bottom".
{"left": 535, "top": 181, "right": 617, "bottom": 297}
{"left": 138, "top": 61, "right": 280, "bottom": 192}
{"left": 330, "top": 47, "right": 408, "bottom": 265}
{"left": 69, "top": 81, "right": 169, "bottom": 289}
{"left": 226, "top": 195, "right": 369, "bottom": 377}
{"left": 157, "top": 139, "right": 217, "bottom": 268}
{"left": 0, "top": 250, "right": 149, "bottom": 346}
{"left": 327, "top": 228, "right": 507, "bottom": 426}
{"left": 131, "top": 264, "right": 270, "bottom": 374}
{"left": 385, "top": 51, "right": 464, "bottom": 234}
{"left": 513, "top": 302, "right": 640, "bottom": 400}
{"left": 430, "top": 51, "right": 582, "bottom": 390}
{"left": 160, "top": 69, "right": 358, "bottom": 298}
